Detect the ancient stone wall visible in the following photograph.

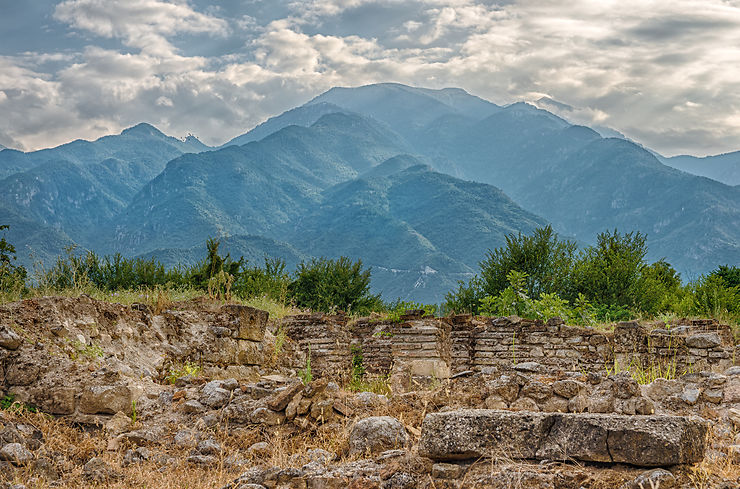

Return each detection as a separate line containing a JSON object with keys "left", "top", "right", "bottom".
{"left": 0, "top": 296, "right": 268, "bottom": 420}
{"left": 281, "top": 313, "right": 352, "bottom": 378}
{"left": 281, "top": 313, "right": 738, "bottom": 380}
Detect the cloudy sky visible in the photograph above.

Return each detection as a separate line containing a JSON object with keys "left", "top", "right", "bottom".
{"left": 2, "top": 0, "right": 740, "bottom": 156}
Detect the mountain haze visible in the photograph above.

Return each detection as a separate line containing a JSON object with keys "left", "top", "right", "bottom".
{"left": 1, "top": 83, "right": 738, "bottom": 301}
{"left": 660, "top": 152, "right": 740, "bottom": 186}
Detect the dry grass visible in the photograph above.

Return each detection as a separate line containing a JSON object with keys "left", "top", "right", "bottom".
{"left": 0, "top": 401, "right": 358, "bottom": 489}
{"left": 0, "top": 287, "right": 302, "bottom": 322}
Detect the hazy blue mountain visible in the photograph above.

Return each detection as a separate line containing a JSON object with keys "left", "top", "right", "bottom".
{"left": 5, "top": 82, "right": 739, "bottom": 301}
{"left": 0, "top": 123, "right": 211, "bottom": 246}
{"left": 103, "top": 113, "right": 410, "bottom": 255}
{"left": 221, "top": 102, "right": 347, "bottom": 147}
{"left": 0, "top": 203, "right": 75, "bottom": 272}
{"left": 0, "top": 123, "right": 209, "bottom": 180}
{"left": 534, "top": 96, "right": 628, "bottom": 140}
{"left": 288, "top": 157, "right": 548, "bottom": 301}
{"left": 287, "top": 85, "right": 739, "bottom": 278}
{"left": 660, "top": 151, "right": 740, "bottom": 186}
{"left": 307, "top": 83, "right": 500, "bottom": 146}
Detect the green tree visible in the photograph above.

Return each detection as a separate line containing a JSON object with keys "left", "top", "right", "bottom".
{"left": 188, "top": 238, "right": 243, "bottom": 290}
{"left": 638, "top": 259, "right": 681, "bottom": 315}
{"left": 478, "top": 225, "right": 577, "bottom": 300}
{"left": 443, "top": 275, "right": 485, "bottom": 314}
{"left": 233, "top": 256, "right": 291, "bottom": 302}
{"left": 0, "top": 225, "right": 27, "bottom": 294}
{"left": 572, "top": 229, "right": 647, "bottom": 309}
{"left": 288, "top": 256, "right": 380, "bottom": 313}
{"left": 691, "top": 273, "right": 739, "bottom": 318}
{"left": 445, "top": 225, "right": 576, "bottom": 314}
{"left": 709, "top": 265, "right": 740, "bottom": 289}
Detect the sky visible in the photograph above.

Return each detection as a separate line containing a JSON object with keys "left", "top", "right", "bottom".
{"left": 1, "top": 0, "right": 740, "bottom": 156}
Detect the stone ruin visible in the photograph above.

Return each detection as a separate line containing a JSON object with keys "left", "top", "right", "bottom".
{"left": 283, "top": 311, "right": 737, "bottom": 381}
{"left": 1, "top": 296, "right": 739, "bottom": 488}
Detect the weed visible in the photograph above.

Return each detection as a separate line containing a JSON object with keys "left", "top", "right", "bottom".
{"left": 605, "top": 355, "right": 681, "bottom": 385}
{"left": 166, "top": 361, "right": 202, "bottom": 384}
{"left": 69, "top": 340, "right": 104, "bottom": 362}
{"left": 350, "top": 345, "right": 366, "bottom": 381}
{"left": 348, "top": 375, "right": 392, "bottom": 395}
{"left": 298, "top": 346, "right": 312, "bottom": 385}
{"left": 270, "top": 325, "right": 287, "bottom": 365}
{"left": 1, "top": 394, "right": 16, "bottom": 410}
{"left": 143, "top": 286, "right": 173, "bottom": 315}
{"left": 0, "top": 394, "right": 38, "bottom": 413}
{"left": 130, "top": 400, "right": 138, "bottom": 424}
{"left": 372, "top": 330, "right": 394, "bottom": 338}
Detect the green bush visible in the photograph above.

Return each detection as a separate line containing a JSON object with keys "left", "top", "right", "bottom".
{"left": 479, "top": 270, "right": 585, "bottom": 323}
{"left": 0, "top": 225, "right": 27, "bottom": 296}
{"left": 381, "top": 299, "right": 438, "bottom": 322}
{"left": 443, "top": 275, "right": 485, "bottom": 314}
{"left": 288, "top": 256, "right": 381, "bottom": 314}
{"left": 478, "top": 225, "right": 577, "bottom": 300}
{"left": 690, "top": 274, "right": 739, "bottom": 318}
{"left": 709, "top": 265, "right": 740, "bottom": 289}
{"left": 572, "top": 229, "right": 648, "bottom": 309}
{"left": 233, "top": 257, "right": 290, "bottom": 302}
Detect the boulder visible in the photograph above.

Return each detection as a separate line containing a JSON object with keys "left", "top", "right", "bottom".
{"left": 552, "top": 380, "right": 583, "bottom": 399}
{"left": 349, "top": 417, "right": 408, "bottom": 456}
{"left": 200, "top": 380, "right": 232, "bottom": 408}
{"left": 248, "top": 441, "right": 272, "bottom": 458}
{"left": 267, "top": 381, "right": 304, "bottom": 412}
{"left": 619, "top": 469, "right": 676, "bottom": 489}
{"left": 0, "top": 326, "right": 22, "bottom": 350}
{"left": 83, "top": 457, "right": 119, "bottom": 481}
{"left": 79, "top": 385, "right": 132, "bottom": 415}
{"left": 0, "top": 443, "right": 33, "bottom": 466}
{"left": 418, "top": 409, "right": 707, "bottom": 467}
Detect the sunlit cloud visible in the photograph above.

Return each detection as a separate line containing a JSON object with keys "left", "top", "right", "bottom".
{"left": 0, "top": 0, "right": 738, "bottom": 156}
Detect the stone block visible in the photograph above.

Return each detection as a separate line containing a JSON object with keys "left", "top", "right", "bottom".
{"left": 418, "top": 410, "right": 707, "bottom": 467}
{"left": 237, "top": 341, "right": 264, "bottom": 366}
{"left": 222, "top": 305, "right": 268, "bottom": 341}
{"left": 0, "top": 326, "right": 22, "bottom": 350}
{"left": 80, "top": 385, "right": 133, "bottom": 415}
{"left": 685, "top": 333, "right": 721, "bottom": 349}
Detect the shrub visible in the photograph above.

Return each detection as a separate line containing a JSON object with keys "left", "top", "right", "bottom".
{"left": 0, "top": 225, "right": 27, "bottom": 296}
{"left": 288, "top": 256, "right": 380, "bottom": 314}
{"left": 691, "top": 274, "right": 739, "bottom": 318}
{"left": 709, "top": 265, "right": 740, "bottom": 289}
{"left": 443, "top": 275, "right": 485, "bottom": 314}
{"left": 233, "top": 257, "right": 290, "bottom": 302}
{"left": 479, "top": 270, "right": 583, "bottom": 323}
{"left": 478, "top": 225, "right": 577, "bottom": 300}
{"left": 572, "top": 229, "right": 648, "bottom": 309}
{"left": 381, "top": 299, "right": 438, "bottom": 322}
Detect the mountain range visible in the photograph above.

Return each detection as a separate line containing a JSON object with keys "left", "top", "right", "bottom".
{"left": 1, "top": 83, "right": 738, "bottom": 300}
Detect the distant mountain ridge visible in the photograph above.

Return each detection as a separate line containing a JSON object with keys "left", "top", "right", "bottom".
{"left": 1, "top": 83, "right": 738, "bottom": 301}
{"left": 659, "top": 151, "right": 740, "bottom": 186}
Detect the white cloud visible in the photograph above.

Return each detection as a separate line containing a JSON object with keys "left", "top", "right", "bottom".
{"left": 0, "top": 0, "right": 738, "bottom": 155}
{"left": 53, "top": 0, "right": 228, "bottom": 56}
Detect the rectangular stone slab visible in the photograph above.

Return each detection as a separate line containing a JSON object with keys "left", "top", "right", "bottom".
{"left": 418, "top": 409, "right": 707, "bottom": 467}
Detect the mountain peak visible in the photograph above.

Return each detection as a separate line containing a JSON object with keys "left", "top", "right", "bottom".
{"left": 120, "top": 122, "right": 165, "bottom": 138}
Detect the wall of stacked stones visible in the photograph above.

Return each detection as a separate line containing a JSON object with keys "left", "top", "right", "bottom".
{"left": 282, "top": 312, "right": 738, "bottom": 379}
{"left": 0, "top": 296, "right": 268, "bottom": 419}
